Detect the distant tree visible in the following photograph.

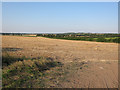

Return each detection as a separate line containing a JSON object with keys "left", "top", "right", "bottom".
{"left": 96, "top": 37, "right": 106, "bottom": 42}
{"left": 87, "top": 38, "right": 94, "bottom": 41}
{"left": 113, "top": 38, "right": 120, "bottom": 43}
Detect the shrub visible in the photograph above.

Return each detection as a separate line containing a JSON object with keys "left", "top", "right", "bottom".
{"left": 113, "top": 38, "right": 120, "bottom": 43}
{"left": 87, "top": 38, "right": 94, "bottom": 41}
{"left": 96, "top": 37, "right": 106, "bottom": 42}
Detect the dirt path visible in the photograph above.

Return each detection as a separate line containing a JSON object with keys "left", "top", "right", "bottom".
{"left": 2, "top": 36, "right": 118, "bottom": 88}
{"left": 55, "top": 61, "right": 118, "bottom": 88}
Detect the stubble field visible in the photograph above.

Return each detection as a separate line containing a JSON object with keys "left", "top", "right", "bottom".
{"left": 2, "top": 36, "right": 118, "bottom": 88}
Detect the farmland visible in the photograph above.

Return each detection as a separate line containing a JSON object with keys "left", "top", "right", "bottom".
{"left": 2, "top": 35, "right": 118, "bottom": 88}
{"left": 2, "top": 33, "right": 120, "bottom": 43}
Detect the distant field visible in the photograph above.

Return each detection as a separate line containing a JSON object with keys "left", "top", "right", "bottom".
{"left": 2, "top": 36, "right": 118, "bottom": 88}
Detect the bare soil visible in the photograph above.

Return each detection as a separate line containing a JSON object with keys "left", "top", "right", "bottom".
{"left": 2, "top": 36, "right": 118, "bottom": 88}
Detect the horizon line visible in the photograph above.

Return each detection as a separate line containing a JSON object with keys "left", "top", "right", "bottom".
{"left": 1, "top": 32, "right": 119, "bottom": 34}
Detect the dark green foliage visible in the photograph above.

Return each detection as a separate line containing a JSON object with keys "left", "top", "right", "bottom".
{"left": 2, "top": 54, "right": 29, "bottom": 66}
{"left": 96, "top": 37, "right": 106, "bottom": 42}
{"left": 113, "top": 38, "right": 120, "bottom": 43}
{"left": 86, "top": 38, "right": 94, "bottom": 41}
{"left": 38, "top": 33, "right": 120, "bottom": 43}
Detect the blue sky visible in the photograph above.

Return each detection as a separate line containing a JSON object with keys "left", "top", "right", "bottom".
{"left": 2, "top": 2, "right": 118, "bottom": 33}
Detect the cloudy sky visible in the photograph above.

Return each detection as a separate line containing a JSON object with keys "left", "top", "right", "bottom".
{"left": 2, "top": 2, "right": 118, "bottom": 33}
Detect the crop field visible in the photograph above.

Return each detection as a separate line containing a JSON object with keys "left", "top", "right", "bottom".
{"left": 2, "top": 35, "right": 119, "bottom": 88}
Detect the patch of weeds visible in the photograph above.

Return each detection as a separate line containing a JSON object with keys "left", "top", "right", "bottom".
{"left": 21, "top": 56, "right": 26, "bottom": 60}
{"left": 80, "top": 67, "right": 82, "bottom": 69}
{"left": 41, "top": 72, "right": 49, "bottom": 76}
{"left": 2, "top": 53, "right": 63, "bottom": 88}
{"left": 47, "top": 62, "right": 58, "bottom": 67}
{"left": 53, "top": 72, "right": 62, "bottom": 76}
{"left": 2, "top": 53, "right": 27, "bottom": 67}
{"left": 2, "top": 74, "right": 8, "bottom": 79}
{"left": 56, "top": 62, "right": 63, "bottom": 67}
{"left": 25, "top": 66, "right": 34, "bottom": 74}
{"left": 2, "top": 48, "right": 22, "bottom": 52}
{"left": 56, "top": 68, "right": 63, "bottom": 71}
{"left": 58, "top": 76, "right": 67, "bottom": 82}
{"left": 31, "top": 57, "right": 43, "bottom": 60}
{"left": 3, "top": 76, "right": 28, "bottom": 88}
{"left": 38, "top": 80, "right": 46, "bottom": 88}
{"left": 84, "top": 65, "right": 88, "bottom": 68}
{"left": 3, "top": 69, "right": 17, "bottom": 79}
{"left": 6, "top": 69, "right": 17, "bottom": 74}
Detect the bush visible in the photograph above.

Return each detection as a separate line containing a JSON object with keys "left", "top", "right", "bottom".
{"left": 87, "top": 38, "right": 94, "bottom": 41}
{"left": 96, "top": 37, "right": 106, "bottom": 42}
{"left": 113, "top": 38, "right": 120, "bottom": 43}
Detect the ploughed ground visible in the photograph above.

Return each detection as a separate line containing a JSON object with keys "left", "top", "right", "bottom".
{"left": 2, "top": 36, "right": 118, "bottom": 88}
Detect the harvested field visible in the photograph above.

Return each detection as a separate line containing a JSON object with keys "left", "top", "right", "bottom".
{"left": 2, "top": 36, "right": 118, "bottom": 88}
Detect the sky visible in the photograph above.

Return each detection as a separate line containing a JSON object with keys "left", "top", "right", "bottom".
{"left": 2, "top": 2, "right": 118, "bottom": 33}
